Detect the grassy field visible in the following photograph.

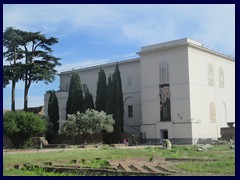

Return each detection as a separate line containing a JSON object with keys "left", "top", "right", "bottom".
{"left": 3, "top": 144, "right": 235, "bottom": 176}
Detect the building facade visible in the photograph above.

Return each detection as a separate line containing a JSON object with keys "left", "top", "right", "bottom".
{"left": 44, "top": 38, "right": 235, "bottom": 144}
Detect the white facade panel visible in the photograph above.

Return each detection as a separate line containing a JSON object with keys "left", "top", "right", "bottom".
{"left": 188, "top": 46, "right": 235, "bottom": 141}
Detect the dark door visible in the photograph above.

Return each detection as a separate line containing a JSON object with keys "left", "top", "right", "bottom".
{"left": 162, "top": 130, "right": 168, "bottom": 139}
{"left": 160, "top": 129, "right": 168, "bottom": 144}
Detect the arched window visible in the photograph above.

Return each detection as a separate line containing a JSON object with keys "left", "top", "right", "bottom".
{"left": 210, "top": 102, "right": 216, "bottom": 123}
{"left": 208, "top": 63, "right": 214, "bottom": 86}
{"left": 124, "top": 96, "right": 136, "bottom": 119}
{"left": 219, "top": 67, "right": 224, "bottom": 88}
{"left": 159, "top": 61, "right": 169, "bottom": 84}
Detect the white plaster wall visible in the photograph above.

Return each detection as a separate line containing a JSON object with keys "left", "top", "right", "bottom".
{"left": 156, "top": 120, "right": 193, "bottom": 141}
{"left": 141, "top": 101, "right": 160, "bottom": 124}
{"left": 45, "top": 59, "right": 142, "bottom": 133}
{"left": 188, "top": 47, "right": 235, "bottom": 139}
{"left": 140, "top": 45, "right": 191, "bottom": 140}
{"left": 124, "top": 93, "right": 141, "bottom": 129}
{"left": 171, "top": 98, "right": 191, "bottom": 124}
{"left": 141, "top": 125, "right": 156, "bottom": 139}
{"left": 156, "top": 122, "right": 173, "bottom": 138}
{"left": 172, "top": 124, "right": 192, "bottom": 138}
{"left": 119, "top": 60, "right": 142, "bottom": 131}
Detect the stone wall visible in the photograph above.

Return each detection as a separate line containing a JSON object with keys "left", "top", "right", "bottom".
{"left": 220, "top": 127, "right": 235, "bottom": 141}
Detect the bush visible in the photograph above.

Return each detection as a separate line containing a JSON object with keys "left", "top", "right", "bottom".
{"left": 41, "top": 116, "right": 54, "bottom": 143}
{"left": 3, "top": 111, "right": 46, "bottom": 148}
{"left": 61, "top": 109, "right": 115, "bottom": 142}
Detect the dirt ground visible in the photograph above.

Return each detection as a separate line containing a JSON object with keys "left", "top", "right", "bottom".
{"left": 2, "top": 144, "right": 160, "bottom": 155}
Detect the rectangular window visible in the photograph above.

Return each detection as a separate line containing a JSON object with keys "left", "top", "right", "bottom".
{"left": 127, "top": 77, "right": 132, "bottom": 88}
{"left": 128, "top": 105, "right": 133, "bottom": 118}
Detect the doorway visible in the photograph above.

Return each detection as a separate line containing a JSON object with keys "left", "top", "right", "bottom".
{"left": 160, "top": 129, "right": 168, "bottom": 144}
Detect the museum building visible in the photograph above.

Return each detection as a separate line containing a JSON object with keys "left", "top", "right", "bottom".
{"left": 44, "top": 38, "right": 235, "bottom": 144}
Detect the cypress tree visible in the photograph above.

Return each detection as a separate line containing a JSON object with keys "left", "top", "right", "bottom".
{"left": 83, "top": 86, "right": 94, "bottom": 112}
{"left": 48, "top": 91, "right": 60, "bottom": 134}
{"left": 111, "top": 73, "right": 122, "bottom": 143}
{"left": 104, "top": 64, "right": 124, "bottom": 143}
{"left": 114, "top": 64, "right": 124, "bottom": 133}
{"left": 95, "top": 68, "right": 107, "bottom": 112}
{"left": 66, "top": 72, "right": 84, "bottom": 117}
{"left": 104, "top": 75, "right": 114, "bottom": 143}
{"left": 106, "top": 75, "right": 113, "bottom": 114}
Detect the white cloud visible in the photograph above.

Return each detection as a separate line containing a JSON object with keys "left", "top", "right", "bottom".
{"left": 3, "top": 4, "right": 235, "bottom": 110}
{"left": 3, "top": 4, "right": 234, "bottom": 56}
{"left": 117, "top": 4, "right": 235, "bottom": 56}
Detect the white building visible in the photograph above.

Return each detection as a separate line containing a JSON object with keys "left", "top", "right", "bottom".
{"left": 44, "top": 38, "right": 235, "bottom": 144}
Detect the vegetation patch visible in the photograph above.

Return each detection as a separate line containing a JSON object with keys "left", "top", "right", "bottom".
{"left": 3, "top": 144, "right": 235, "bottom": 176}
{"left": 3, "top": 111, "right": 46, "bottom": 148}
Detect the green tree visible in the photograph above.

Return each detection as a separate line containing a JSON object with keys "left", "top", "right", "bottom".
{"left": 3, "top": 27, "right": 61, "bottom": 111}
{"left": 66, "top": 72, "right": 84, "bottom": 116}
{"left": 83, "top": 86, "right": 94, "bottom": 112}
{"left": 60, "top": 109, "right": 115, "bottom": 142}
{"left": 105, "top": 75, "right": 112, "bottom": 114}
{"left": 3, "top": 27, "right": 25, "bottom": 111}
{"left": 42, "top": 116, "right": 54, "bottom": 143}
{"left": 114, "top": 64, "right": 124, "bottom": 132}
{"left": 3, "top": 111, "right": 46, "bottom": 148}
{"left": 103, "top": 75, "right": 114, "bottom": 143}
{"left": 95, "top": 68, "right": 107, "bottom": 112}
{"left": 104, "top": 64, "right": 124, "bottom": 143}
{"left": 47, "top": 91, "right": 59, "bottom": 135}
{"left": 22, "top": 31, "right": 60, "bottom": 111}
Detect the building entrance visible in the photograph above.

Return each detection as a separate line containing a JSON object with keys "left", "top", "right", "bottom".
{"left": 160, "top": 129, "right": 168, "bottom": 144}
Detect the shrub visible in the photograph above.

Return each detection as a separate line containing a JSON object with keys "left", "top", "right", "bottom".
{"left": 3, "top": 111, "right": 46, "bottom": 148}
{"left": 61, "top": 109, "right": 115, "bottom": 142}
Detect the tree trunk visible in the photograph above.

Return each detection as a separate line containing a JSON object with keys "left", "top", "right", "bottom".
{"left": 24, "top": 55, "right": 31, "bottom": 111}
{"left": 11, "top": 45, "right": 17, "bottom": 111}
{"left": 24, "top": 74, "right": 29, "bottom": 111}
{"left": 11, "top": 80, "right": 16, "bottom": 111}
{"left": 24, "top": 85, "right": 28, "bottom": 111}
{"left": 24, "top": 82, "right": 29, "bottom": 111}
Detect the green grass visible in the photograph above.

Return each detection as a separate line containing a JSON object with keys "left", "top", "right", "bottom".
{"left": 4, "top": 148, "right": 151, "bottom": 168}
{"left": 176, "top": 161, "right": 235, "bottom": 175}
{"left": 3, "top": 168, "right": 77, "bottom": 176}
{"left": 3, "top": 144, "right": 235, "bottom": 176}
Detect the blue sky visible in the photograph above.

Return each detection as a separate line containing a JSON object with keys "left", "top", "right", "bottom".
{"left": 3, "top": 4, "right": 235, "bottom": 110}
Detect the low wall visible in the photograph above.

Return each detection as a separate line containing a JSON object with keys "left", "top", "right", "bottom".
{"left": 220, "top": 127, "right": 235, "bottom": 141}
{"left": 50, "top": 133, "right": 103, "bottom": 145}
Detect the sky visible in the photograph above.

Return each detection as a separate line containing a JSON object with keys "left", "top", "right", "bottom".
{"left": 3, "top": 4, "right": 235, "bottom": 110}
